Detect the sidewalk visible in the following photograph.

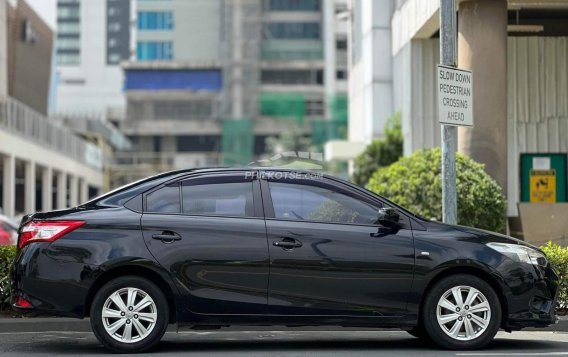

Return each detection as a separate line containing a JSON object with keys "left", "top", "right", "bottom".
{"left": 0, "top": 316, "right": 566, "bottom": 334}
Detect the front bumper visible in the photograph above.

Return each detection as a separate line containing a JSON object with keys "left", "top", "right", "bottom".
{"left": 502, "top": 263, "right": 560, "bottom": 330}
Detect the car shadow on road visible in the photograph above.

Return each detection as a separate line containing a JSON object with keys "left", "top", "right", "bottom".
{"left": 15, "top": 334, "right": 568, "bottom": 355}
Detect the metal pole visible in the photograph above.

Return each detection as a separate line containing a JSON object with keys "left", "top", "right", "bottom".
{"left": 440, "top": 0, "right": 457, "bottom": 224}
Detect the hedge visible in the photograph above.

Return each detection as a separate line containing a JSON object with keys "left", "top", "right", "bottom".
{"left": 0, "top": 246, "right": 16, "bottom": 311}
{"left": 540, "top": 242, "right": 568, "bottom": 314}
{"left": 368, "top": 147, "right": 507, "bottom": 233}
{"left": 352, "top": 113, "right": 403, "bottom": 186}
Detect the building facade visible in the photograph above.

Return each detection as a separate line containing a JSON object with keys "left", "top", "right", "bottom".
{"left": 55, "top": 0, "right": 133, "bottom": 116}
{"left": 114, "top": 0, "right": 350, "bottom": 185}
{"left": 6, "top": 0, "right": 53, "bottom": 115}
{"left": 335, "top": 0, "right": 568, "bottom": 243}
{"left": 0, "top": 0, "right": 104, "bottom": 219}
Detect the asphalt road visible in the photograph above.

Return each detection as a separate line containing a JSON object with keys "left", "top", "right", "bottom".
{"left": 0, "top": 330, "right": 567, "bottom": 356}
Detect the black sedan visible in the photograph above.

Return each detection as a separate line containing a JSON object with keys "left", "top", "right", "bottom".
{"left": 11, "top": 168, "right": 558, "bottom": 353}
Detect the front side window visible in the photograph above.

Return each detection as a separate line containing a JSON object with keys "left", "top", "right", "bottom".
{"left": 182, "top": 180, "right": 254, "bottom": 218}
{"left": 268, "top": 181, "right": 380, "bottom": 225}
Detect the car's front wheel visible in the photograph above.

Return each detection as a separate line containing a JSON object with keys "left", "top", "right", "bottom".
{"left": 422, "top": 274, "right": 501, "bottom": 350}
{"left": 90, "top": 276, "right": 169, "bottom": 353}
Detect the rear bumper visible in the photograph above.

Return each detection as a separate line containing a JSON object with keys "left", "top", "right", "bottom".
{"left": 11, "top": 243, "right": 97, "bottom": 318}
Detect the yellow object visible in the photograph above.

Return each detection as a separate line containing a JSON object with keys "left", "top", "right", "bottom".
{"left": 530, "top": 170, "right": 556, "bottom": 203}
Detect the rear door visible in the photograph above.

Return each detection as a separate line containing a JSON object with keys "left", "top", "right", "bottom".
{"left": 141, "top": 171, "right": 269, "bottom": 315}
{"left": 262, "top": 172, "right": 415, "bottom": 317}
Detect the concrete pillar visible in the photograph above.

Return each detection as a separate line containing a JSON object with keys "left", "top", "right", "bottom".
{"left": 457, "top": 0, "right": 508, "bottom": 192}
{"left": 69, "top": 175, "right": 78, "bottom": 207}
{"left": 56, "top": 172, "right": 67, "bottom": 210}
{"left": 2, "top": 155, "right": 15, "bottom": 218}
{"left": 24, "top": 161, "right": 36, "bottom": 214}
{"left": 323, "top": 0, "right": 336, "bottom": 119}
{"left": 0, "top": 0, "right": 8, "bottom": 97}
{"left": 80, "top": 178, "right": 89, "bottom": 203}
{"left": 42, "top": 167, "right": 53, "bottom": 212}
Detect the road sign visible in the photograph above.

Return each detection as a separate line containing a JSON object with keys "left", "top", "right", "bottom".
{"left": 530, "top": 169, "right": 556, "bottom": 203}
{"left": 438, "top": 65, "right": 473, "bottom": 127}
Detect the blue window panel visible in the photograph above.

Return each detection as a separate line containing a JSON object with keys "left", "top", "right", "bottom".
{"left": 138, "top": 11, "right": 173, "bottom": 30}
{"left": 137, "top": 41, "right": 173, "bottom": 60}
{"left": 125, "top": 70, "right": 223, "bottom": 92}
{"left": 266, "top": 22, "right": 320, "bottom": 39}
{"left": 269, "top": 0, "right": 320, "bottom": 11}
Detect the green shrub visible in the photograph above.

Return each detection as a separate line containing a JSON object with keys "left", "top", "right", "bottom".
{"left": 0, "top": 246, "right": 16, "bottom": 311}
{"left": 352, "top": 113, "right": 403, "bottom": 186}
{"left": 540, "top": 242, "right": 568, "bottom": 314}
{"left": 368, "top": 147, "right": 506, "bottom": 233}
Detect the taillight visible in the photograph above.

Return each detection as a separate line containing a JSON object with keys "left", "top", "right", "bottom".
{"left": 19, "top": 220, "right": 85, "bottom": 249}
{"left": 14, "top": 295, "right": 33, "bottom": 308}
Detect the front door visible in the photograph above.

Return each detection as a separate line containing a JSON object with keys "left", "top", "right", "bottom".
{"left": 141, "top": 171, "right": 269, "bottom": 315}
{"left": 262, "top": 173, "right": 415, "bottom": 317}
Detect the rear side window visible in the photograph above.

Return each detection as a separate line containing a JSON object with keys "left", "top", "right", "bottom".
{"left": 146, "top": 184, "right": 180, "bottom": 213}
{"left": 182, "top": 181, "right": 254, "bottom": 217}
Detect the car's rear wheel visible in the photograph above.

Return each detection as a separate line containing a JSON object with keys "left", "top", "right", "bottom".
{"left": 90, "top": 276, "right": 169, "bottom": 353}
{"left": 422, "top": 274, "right": 501, "bottom": 350}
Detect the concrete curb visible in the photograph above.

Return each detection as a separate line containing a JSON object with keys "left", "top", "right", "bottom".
{"left": 0, "top": 317, "right": 566, "bottom": 334}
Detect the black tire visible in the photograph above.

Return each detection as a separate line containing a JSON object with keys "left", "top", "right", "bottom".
{"left": 90, "top": 276, "right": 169, "bottom": 353}
{"left": 422, "top": 274, "right": 501, "bottom": 350}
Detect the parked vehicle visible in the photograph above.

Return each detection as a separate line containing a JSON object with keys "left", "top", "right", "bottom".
{"left": 0, "top": 214, "right": 18, "bottom": 246}
{"left": 11, "top": 169, "right": 559, "bottom": 353}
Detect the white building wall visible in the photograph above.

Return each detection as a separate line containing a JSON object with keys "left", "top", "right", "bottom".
{"left": 394, "top": 36, "right": 568, "bottom": 216}
{"left": 56, "top": 0, "right": 126, "bottom": 115}
{"left": 394, "top": 38, "right": 439, "bottom": 156}
{"left": 348, "top": 0, "right": 394, "bottom": 145}
{"left": 0, "top": 0, "right": 7, "bottom": 97}
{"left": 507, "top": 37, "right": 568, "bottom": 216}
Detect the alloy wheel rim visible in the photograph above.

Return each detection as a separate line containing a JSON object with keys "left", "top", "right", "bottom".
{"left": 102, "top": 287, "right": 157, "bottom": 343}
{"left": 436, "top": 285, "right": 491, "bottom": 341}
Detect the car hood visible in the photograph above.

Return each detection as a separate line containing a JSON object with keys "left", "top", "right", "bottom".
{"left": 450, "top": 224, "right": 541, "bottom": 251}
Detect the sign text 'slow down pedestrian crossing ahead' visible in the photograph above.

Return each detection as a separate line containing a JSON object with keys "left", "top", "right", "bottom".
{"left": 437, "top": 65, "right": 473, "bottom": 127}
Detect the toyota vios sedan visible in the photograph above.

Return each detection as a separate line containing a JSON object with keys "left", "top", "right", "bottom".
{"left": 12, "top": 169, "right": 558, "bottom": 353}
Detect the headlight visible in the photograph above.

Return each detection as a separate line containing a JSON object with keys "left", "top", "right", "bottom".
{"left": 487, "top": 242, "right": 548, "bottom": 267}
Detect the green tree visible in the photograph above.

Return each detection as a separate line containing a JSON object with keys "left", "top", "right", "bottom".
{"left": 368, "top": 148, "right": 507, "bottom": 233}
{"left": 352, "top": 113, "right": 403, "bottom": 186}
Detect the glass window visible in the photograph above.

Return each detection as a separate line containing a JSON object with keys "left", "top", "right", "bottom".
{"left": 58, "top": 6, "right": 80, "bottom": 18}
{"left": 182, "top": 181, "right": 254, "bottom": 217}
{"left": 58, "top": 22, "right": 81, "bottom": 34}
{"left": 269, "top": 0, "right": 320, "bottom": 11}
{"left": 57, "top": 53, "right": 80, "bottom": 65}
{"left": 269, "top": 181, "right": 380, "bottom": 225}
{"left": 138, "top": 11, "right": 174, "bottom": 30}
{"left": 137, "top": 41, "right": 173, "bottom": 60}
{"left": 146, "top": 184, "right": 180, "bottom": 213}
{"left": 265, "top": 22, "right": 320, "bottom": 39}
{"left": 261, "top": 69, "right": 323, "bottom": 85}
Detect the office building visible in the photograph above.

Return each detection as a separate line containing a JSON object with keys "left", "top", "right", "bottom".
{"left": 115, "top": 0, "right": 349, "bottom": 185}
{"left": 5, "top": 0, "right": 53, "bottom": 114}
{"left": 327, "top": 0, "right": 568, "bottom": 244}
{"left": 0, "top": 0, "right": 104, "bottom": 219}
{"left": 55, "top": 0, "right": 133, "bottom": 116}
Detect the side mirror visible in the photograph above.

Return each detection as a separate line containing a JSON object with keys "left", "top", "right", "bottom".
{"left": 370, "top": 208, "right": 401, "bottom": 238}
{"left": 376, "top": 207, "right": 400, "bottom": 227}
